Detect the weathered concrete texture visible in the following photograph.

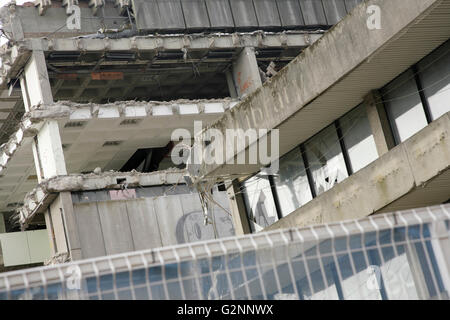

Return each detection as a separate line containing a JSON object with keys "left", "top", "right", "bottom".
{"left": 18, "top": 169, "right": 187, "bottom": 227}
{"left": 1, "top": 0, "right": 355, "bottom": 37}
{"left": 190, "top": 0, "right": 450, "bottom": 181}
{"left": 0, "top": 1, "right": 125, "bottom": 39}
{"left": 266, "top": 112, "right": 450, "bottom": 230}
{"left": 28, "top": 98, "right": 237, "bottom": 120}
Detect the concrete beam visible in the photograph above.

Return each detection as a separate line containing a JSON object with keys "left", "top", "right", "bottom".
{"left": 188, "top": 0, "right": 450, "bottom": 181}
{"left": 265, "top": 112, "right": 450, "bottom": 230}
{"left": 230, "top": 47, "right": 262, "bottom": 98}
{"left": 226, "top": 180, "right": 251, "bottom": 235}
{"left": 364, "top": 90, "right": 395, "bottom": 156}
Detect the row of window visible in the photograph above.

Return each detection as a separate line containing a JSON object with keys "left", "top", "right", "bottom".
{"left": 242, "top": 39, "right": 450, "bottom": 232}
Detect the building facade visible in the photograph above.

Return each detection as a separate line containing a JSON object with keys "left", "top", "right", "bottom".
{"left": 0, "top": 0, "right": 448, "bottom": 282}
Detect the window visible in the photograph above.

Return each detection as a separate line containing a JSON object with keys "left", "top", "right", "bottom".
{"left": 242, "top": 175, "right": 278, "bottom": 232}
{"left": 340, "top": 104, "right": 379, "bottom": 172}
{"left": 417, "top": 40, "right": 450, "bottom": 121}
{"left": 381, "top": 69, "right": 428, "bottom": 143}
{"left": 273, "top": 148, "right": 313, "bottom": 217}
{"left": 304, "top": 125, "right": 348, "bottom": 196}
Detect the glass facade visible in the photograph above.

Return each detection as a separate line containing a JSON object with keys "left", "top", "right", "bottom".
{"left": 381, "top": 69, "right": 428, "bottom": 144}
{"left": 242, "top": 175, "right": 278, "bottom": 232}
{"left": 241, "top": 39, "right": 450, "bottom": 232}
{"left": 340, "top": 104, "right": 379, "bottom": 173}
{"left": 417, "top": 40, "right": 450, "bottom": 121}
{"left": 273, "top": 148, "right": 312, "bottom": 217}
{"left": 304, "top": 125, "right": 348, "bottom": 196}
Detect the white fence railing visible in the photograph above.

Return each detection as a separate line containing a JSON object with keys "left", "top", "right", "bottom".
{"left": 0, "top": 204, "right": 449, "bottom": 300}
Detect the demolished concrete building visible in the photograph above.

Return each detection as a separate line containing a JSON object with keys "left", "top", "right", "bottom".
{"left": 0, "top": 0, "right": 360, "bottom": 270}
{"left": 0, "top": 0, "right": 448, "bottom": 276}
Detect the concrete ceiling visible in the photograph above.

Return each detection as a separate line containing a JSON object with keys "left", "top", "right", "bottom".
{"left": 46, "top": 47, "right": 302, "bottom": 103}
{"left": 0, "top": 99, "right": 236, "bottom": 213}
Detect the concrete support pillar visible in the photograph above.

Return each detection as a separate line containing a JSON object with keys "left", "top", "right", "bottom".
{"left": 46, "top": 192, "right": 82, "bottom": 261}
{"left": 226, "top": 180, "right": 251, "bottom": 235}
{"left": 20, "top": 50, "right": 67, "bottom": 182}
{"left": 364, "top": 90, "right": 395, "bottom": 156}
{"left": 229, "top": 47, "right": 262, "bottom": 98}
{"left": 22, "top": 51, "right": 54, "bottom": 110}
{"left": 225, "top": 48, "right": 263, "bottom": 233}
{"left": 225, "top": 70, "right": 238, "bottom": 99}
{"left": 0, "top": 213, "right": 5, "bottom": 233}
{"left": 33, "top": 121, "right": 68, "bottom": 181}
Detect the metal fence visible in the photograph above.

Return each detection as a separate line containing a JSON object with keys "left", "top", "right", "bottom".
{"left": 1, "top": 204, "right": 450, "bottom": 300}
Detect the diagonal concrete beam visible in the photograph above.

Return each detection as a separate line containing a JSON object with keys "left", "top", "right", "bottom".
{"left": 188, "top": 0, "right": 450, "bottom": 182}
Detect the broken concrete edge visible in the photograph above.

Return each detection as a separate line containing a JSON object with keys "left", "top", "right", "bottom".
{"left": 264, "top": 112, "right": 450, "bottom": 231}
{"left": 0, "top": 97, "right": 237, "bottom": 178}
{"left": 0, "top": 30, "right": 323, "bottom": 90}
{"left": 28, "top": 98, "right": 238, "bottom": 119}
{"left": 0, "top": 115, "right": 40, "bottom": 176}
{"left": 18, "top": 168, "right": 189, "bottom": 228}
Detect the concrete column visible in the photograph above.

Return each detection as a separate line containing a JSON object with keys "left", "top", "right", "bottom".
{"left": 33, "top": 121, "right": 67, "bottom": 181}
{"left": 225, "top": 48, "right": 263, "bottom": 232}
{"left": 0, "top": 213, "right": 5, "bottom": 233}
{"left": 226, "top": 180, "right": 251, "bottom": 235}
{"left": 20, "top": 50, "right": 67, "bottom": 182}
{"left": 22, "top": 51, "right": 53, "bottom": 110}
{"left": 59, "top": 192, "right": 82, "bottom": 260}
{"left": 364, "top": 90, "right": 395, "bottom": 156}
{"left": 225, "top": 70, "right": 238, "bottom": 99}
{"left": 230, "top": 47, "right": 262, "bottom": 98}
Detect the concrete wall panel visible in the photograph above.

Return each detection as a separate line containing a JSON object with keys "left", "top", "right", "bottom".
{"left": 322, "top": 0, "right": 348, "bottom": 25}
{"left": 97, "top": 201, "right": 134, "bottom": 255}
{"left": 157, "top": 0, "right": 186, "bottom": 30}
{"left": 0, "top": 232, "right": 30, "bottom": 266}
{"left": 132, "top": 0, "right": 162, "bottom": 30}
{"left": 154, "top": 196, "right": 186, "bottom": 246}
{"left": 253, "top": 0, "right": 282, "bottom": 28}
{"left": 205, "top": 0, "right": 235, "bottom": 29}
{"left": 344, "top": 0, "right": 363, "bottom": 12}
{"left": 276, "top": 0, "right": 305, "bottom": 27}
{"left": 181, "top": 0, "right": 211, "bottom": 29}
{"left": 73, "top": 202, "right": 106, "bottom": 259}
{"left": 27, "top": 230, "right": 52, "bottom": 264}
{"left": 178, "top": 193, "right": 215, "bottom": 243}
{"left": 0, "top": 230, "right": 51, "bottom": 267}
{"left": 126, "top": 199, "right": 163, "bottom": 250}
{"left": 299, "top": 0, "right": 328, "bottom": 25}
{"left": 229, "top": 0, "right": 259, "bottom": 28}
{"left": 211, "top": 191, "right": 237, "bottom": 238}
